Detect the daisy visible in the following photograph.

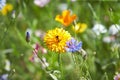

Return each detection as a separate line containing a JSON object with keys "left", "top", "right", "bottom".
{"left": 44, "top": 28, "right": 71, "bottom": 53}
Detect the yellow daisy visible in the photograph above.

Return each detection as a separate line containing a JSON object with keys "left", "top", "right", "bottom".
{"left": 1, "top": 4, "right": 13, "bottom": 15}
{"left": 72, "top": 23, "right": 87, "bottom": 33}
{"left": 44, "top": 28, "right": 71, "bottom": 53}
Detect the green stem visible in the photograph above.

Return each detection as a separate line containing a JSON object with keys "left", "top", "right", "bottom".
{"left": 88, "top": 3, "right": 98, "bottom": 20}
{"left": 58, "top": 54, "right": 63, "bottom": 80}
{"left": 71, "top": 54, "right": 76, "bottom": 65}
{"left": 8, "top": 69, "right": 15, "bottom": 80}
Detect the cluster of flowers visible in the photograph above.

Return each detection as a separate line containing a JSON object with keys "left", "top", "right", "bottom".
{"left": 44, "top": 10, "right": 83, "bottom": 53}
{"left": 25, "top": 10, "right": 87, "bottom": 72}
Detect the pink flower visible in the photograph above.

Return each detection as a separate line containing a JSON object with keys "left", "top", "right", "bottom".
{"left": 34, "top": 0, "right": 50, "bottom": 7}
{"left": 29, "top": 43, "right": 47, "bottom": 62}
{"left": 114, "top": 73, "right": 120, "bottom": 80}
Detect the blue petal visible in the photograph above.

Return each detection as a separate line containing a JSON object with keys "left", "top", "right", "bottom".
{"left": 71, "top": 38, "right": 76, "bottom": 44}
{"left": 76, "top": 42, "right": 82, "bottom": 50}
{"left": 65, "top": 48, "right": 73, "bottom": 52}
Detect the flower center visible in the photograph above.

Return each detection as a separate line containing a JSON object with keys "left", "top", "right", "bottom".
{"left": 55, "top": 35, "right": 60, "bottom": 43}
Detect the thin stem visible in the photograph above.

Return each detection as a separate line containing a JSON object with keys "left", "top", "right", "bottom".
{"left": 84, "top": 62, "right": 93, "bottom": 80}
{"left": 8, "top": 69, "right": 15, "bottom": 80}
{"left": 88, "top": 3, "right": 98, "bottom": 20}
{"left": 71, "top": 53, "right": 77, "bottom": 65}
{"left": 58, "top": 54, "right": 64, "bottom": 80}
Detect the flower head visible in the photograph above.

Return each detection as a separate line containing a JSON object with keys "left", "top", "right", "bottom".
{"left": 72, "top": 23, "right": 87, "bottom": 33}
{"left": 44, "top": 28, "right": 71, "bottom": 53}
{"left": 34, "top": 0, "right": 50, "bottom": 7}
{"left": 114, "top": 73, "right": 120, "bottom": 80}
{"left": 65, "top": 38, "right": 82, "bottom": 53}
{"left": 109, "top": 24, "right": 120, "bottom": 35}
{"left": 0, "top": 74, "right": 8, "bottom": 80}
{"left": 1, "top": 3, "right": 13, "bottom": 15}
{"left": 92, "top": 23, "right": 107, "bottom": 35}
{"left": 55, "top": 10, "right": 77, "bottom": 27}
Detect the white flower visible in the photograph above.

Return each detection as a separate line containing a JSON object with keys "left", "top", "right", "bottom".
{"left": 34, "top": 0, "right": 50, "bottom": 7}
{"left": 103, "top": 36, "right": 115, "bottom": 43}
{"left": 35, "top": 30, "right": 45, "bottom": 40}
{"left": 71, "top": 0, "right": 76, "bottom": 2}
{"left": 92, "top": 23, "right": 107, "bottom": 35}
{"left": 58, "top": 3, "right": 68, "bottom": 11}
{"left": 109, "top": 24, "right": 120, "bottom": 35}
{"left": 0, "top": 0, "right": 6, "bottom": 10}
{"left": 5, "top": 59, "right": 10, "bottom": 71}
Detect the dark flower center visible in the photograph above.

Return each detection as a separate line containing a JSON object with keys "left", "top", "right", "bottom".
{"left": 55, "top": 36, "right": 60, "bottom": 42}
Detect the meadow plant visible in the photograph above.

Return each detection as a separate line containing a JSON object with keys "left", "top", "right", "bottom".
{"left": 0, "top": 0, "right": 120, "bottom": 80}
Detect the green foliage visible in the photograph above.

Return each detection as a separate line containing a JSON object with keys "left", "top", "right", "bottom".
{"left": 0, "top": 0, "right": 120, "bottom": 80}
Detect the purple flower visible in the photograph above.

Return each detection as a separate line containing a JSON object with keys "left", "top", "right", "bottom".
{"left": 0, "top": 74, "right": 8, "bottom": 80}
{"left": 65, "top": 38, "right": 82, "bottom": 53}
{"left": 114, "top": 73, "right": 120, "bottom": 80}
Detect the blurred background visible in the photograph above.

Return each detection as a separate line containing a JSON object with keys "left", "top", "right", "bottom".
{"left": 0, "top": 0, "right": 120, "bottom": 80}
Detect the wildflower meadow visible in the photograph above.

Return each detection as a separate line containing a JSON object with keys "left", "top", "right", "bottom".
{"left": 0, "top": 0, "right": 120, "bottom": 80}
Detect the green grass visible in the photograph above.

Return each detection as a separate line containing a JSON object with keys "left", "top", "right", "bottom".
{"left": 0, "top": 0, "right": 120, "bottom": 80}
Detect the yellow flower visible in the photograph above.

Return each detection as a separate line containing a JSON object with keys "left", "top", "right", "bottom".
{"left": 44, "top": 28, "right": 71, "bottom": 53}
{"left": 55, "top": 10, "right": 77, "bottom": 27}
{"left": 1, "top": 4, "right": 13, "bottom": 15}
{"left": 72, "top": 23, "right": 87, "bottom": 33}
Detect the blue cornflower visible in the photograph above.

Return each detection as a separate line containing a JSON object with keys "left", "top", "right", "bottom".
{"left": 65, "top": 38, "right": 82, "bottom": 53}
{"left": 0, "top": 0, "right": 6, "bottom": 10}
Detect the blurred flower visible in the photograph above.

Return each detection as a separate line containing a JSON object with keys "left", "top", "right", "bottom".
{"left": 109, "top": 24, "right": 120, "bottom": 35}
{"left": 41, "top": 47, "right": 47, "bottom": 54}
{"left": 32, "top": 43, "right": 47, "bottom": 54}
{"left": 34, "top": 0, "right": 50, "bottom": 7}
{"left": 5, "top": 59, "right": 11, "bottom": 71}
{"left": 29, "top": 43, "right": 47, "bottom": 62}
{"left": 26, "top": 32, "right": 30, "bottom": 42}
{"left": 0, "top": 0, "right": 6, "bottom": 10}
{"left": 12, "top": 10, "right": 15, "bottom": 18}
{"left": 92, "top": 23, "right": 107, "bottom": 35}
{"left": 32, "top": 43, "right": 40, "bottom": 55}
{"left": 65, "top": 38, "right": 82, "bottom": 53}
{"left": 114, "top": 73, "right": 120, "bottom": 80}
{"left": 71, "top": 0, "right": 76, "bottom": 2}
{"left": 25, "top": 29, "right": 32, "bottom": 42}
{"left": 29, "top": 44, "right": 49, "bottom": 69}
{"left": 44, "top": 28, "right": 71, "bottom": 53}
{"left": 29, "top": 43, "right": 40, "bottom": 62}
{"left": 103, "top": 36, "right": 115, "bottom": 43}
{"left": 72, "top": 23, "right": 87, "bottom": 33}
{"left": 1, "top": 3, "right": 13, "bottom": 15}
{"left": 112, "top": 43, "right": 120, "bottom": 52}
{"left": 0, "top": 74, "right": 8, "bottom": 80}
{"left": 58, "top": 3, "right": 68, "bottom": 11}
{"left": 55, "top": 10, "right": 77, "bottom": 26}
{"left": 35, "top": 30, "right": 46, "bottom": 40}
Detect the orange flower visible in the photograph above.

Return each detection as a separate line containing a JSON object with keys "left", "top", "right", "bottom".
{"left": 55, "top": 10, "right": 77, "bottom": 27}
